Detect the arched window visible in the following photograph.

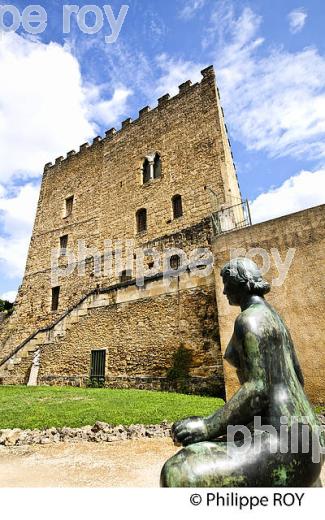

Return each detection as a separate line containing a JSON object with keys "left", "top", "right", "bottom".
{"left": 172, "top": 194, "right": 183, "bottom": 219}
{"left": 170, "top": 254, "right": 180, "bottom": 270}
{"left": 136, "top": 208, "right": 147, "bottom": 233}
{"left": 142, "top": 153, "right": 162, "bottom": 184}
{"left": 142, "top": 158, "right": 150, "bottom": 184}
{"left": 153, "top": 153, "right": 161, "bottom": 179}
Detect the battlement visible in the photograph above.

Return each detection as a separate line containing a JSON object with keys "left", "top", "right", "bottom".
{"left": 1, "top": 61, "right": 245, "bottom": 397}
{"left": 44, "top": 65, "right": 216, "bottom": 172}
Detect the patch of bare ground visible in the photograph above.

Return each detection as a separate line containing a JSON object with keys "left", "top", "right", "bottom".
{"left": 0, "top": 439, "right": 323, "bottom": 487}
{"left": 0, "top": 438, "right": 178, "bottom": 487}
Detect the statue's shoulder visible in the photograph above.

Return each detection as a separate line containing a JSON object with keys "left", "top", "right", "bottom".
{"left": 236, "top": 302, "right": 271, "bottom": 336}
{"left": 234, "top": 312, "right": 254, "bottom": 338}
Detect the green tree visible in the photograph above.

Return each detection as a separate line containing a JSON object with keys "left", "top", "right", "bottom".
{"left": 0, "top": 299, "right": 14, "bottom": 315}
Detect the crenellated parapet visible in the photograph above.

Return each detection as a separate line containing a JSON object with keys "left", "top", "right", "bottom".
{"left": 4, "top": 61, "right": 247, "bottom": 396}
{"left": 43, "top": 65, "right": 216, "bottom": 173}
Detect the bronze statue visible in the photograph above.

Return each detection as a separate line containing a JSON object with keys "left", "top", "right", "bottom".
{"left": 161, "top": 258, "right": 324, "bottom": 487}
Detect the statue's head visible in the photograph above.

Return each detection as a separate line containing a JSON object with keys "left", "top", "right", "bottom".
{"left": 220, "top": 257, "right": 270, "bottom": 306}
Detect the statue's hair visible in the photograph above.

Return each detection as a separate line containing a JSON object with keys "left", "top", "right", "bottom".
{"left": 220, "top": 257, "right": 270, "bottom": 296}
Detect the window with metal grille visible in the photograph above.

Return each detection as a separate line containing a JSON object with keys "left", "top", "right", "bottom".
{"left": 59, "top": 235, "right": 68, "bottom": 256}
{"left": 119, "top": 270, "right": 132, "bottom": 283}
{"left": 65, "top": 196, "right": 74, "bottom": 217}
{"left": 136, "top": 208, "right": 147, "bottom": 233}
{"left": 142, "top": 158, "right": 150, "bottom": 184}
{"left": 172, "top": 194, "right": 183, "bottom": 219}
{"left": 90, "top": 350, "right": 106, "bottom": 384}
{"left": 153, "top": 153, "right": 161, "bottom": 179}
{"left": 51, "top": 286, "right": 60, "bottom": 311}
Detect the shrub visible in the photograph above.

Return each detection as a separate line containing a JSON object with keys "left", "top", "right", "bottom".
{"left": 166, "top": 345, "right": 193, "bottom": 394}
{"left": 86, "top": 377, "right": 105, "bottom": 388}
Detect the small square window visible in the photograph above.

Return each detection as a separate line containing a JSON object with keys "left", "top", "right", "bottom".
{"left": 51, "top": 286, "right": 60, "bottom": 311}
{"left": 65, "top": 196, "right": 74, "bottom": 217}
{"left": 172, "top": 195, "right": 183, "bottom": 219}
{"left": 170, "top": 255, "right": 180, "bottom": 270}
{"left": 136, "top": 208, "right": 147, "bottom": 233}
{"left": 60, "top": 235, "right": 68, "bottom": 256}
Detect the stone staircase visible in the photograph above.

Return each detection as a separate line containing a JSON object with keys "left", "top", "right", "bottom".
{"left": 0, "top": 290, "right": 113, "bottom": 382}
{"left": 0, "top": 270, "right": 215, "bottom": 384}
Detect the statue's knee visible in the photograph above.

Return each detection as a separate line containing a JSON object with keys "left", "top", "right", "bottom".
{"left": 160, "top": 454, "right": 183, "bottom": 487}
{"left": 160, "top": 459, "right": 172, "bottom": 487}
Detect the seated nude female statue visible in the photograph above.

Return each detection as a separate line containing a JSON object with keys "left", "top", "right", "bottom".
{"left": 161, "top": 258, "right": 324, "bottom": 487}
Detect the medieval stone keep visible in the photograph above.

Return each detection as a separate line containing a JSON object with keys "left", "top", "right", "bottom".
{"left": 0, "top": 66, "right": 241, "bottom": 395}
{"left": 0, "top": 65, "right": 324, "bottom": 404}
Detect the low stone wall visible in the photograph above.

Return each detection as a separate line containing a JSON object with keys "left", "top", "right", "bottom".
{"left": 0, "top": 421, "right": 172, "bottom": 446}
{"left": 39, "top": 374, "right": 225, "bottom": 397}
{"left": 1, "top": 416, "right": 323, "bottom": 447}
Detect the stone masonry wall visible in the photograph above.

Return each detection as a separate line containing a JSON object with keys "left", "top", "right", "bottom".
{"left": 39, "top": 285, "right": 224, "bottom": 395}
{"left": 0, "top": 140, "right": 104, "bottom": 361}
{"left": 99, "top": 67, "right": 240, "bottom": 246}
{"left": 213, "top": 204, "right": 325, "bottom": 404}
{"left": 0, "top": 65, "right": 240, "bottom": 380}
{"left": 3, "top": 276, "right": 224, "bottom": 396}
{"left": 0, "top": 218, "right": 213, "bottom": 364}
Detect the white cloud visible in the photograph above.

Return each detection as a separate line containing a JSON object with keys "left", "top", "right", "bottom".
{"left": 205, "top": 4, "right": 325, "bottom": 161}
{"left": 72, "top": 38, "right": 151, "bottom": 100}
{"left": 179, "top": 0, "right": 206, "bottom": 20}
{"left": 288, "top": 8, "right": 307, "bottom": 34}
{"left": 89, "top": 87, "right": 132, "bottom": 127}
{"left": 204, "top": 3, "right": 263, "bottom": 52}
{"left": 1, "top": 291, "right": 17, "bottom": 303}
{"left": 155, "top": 54, "right": 204, "bottom": 98}
{"left": 0, "top": 183, "right": 40, "bottom": 278}
{"left": 0, "top": 32, "right": 132, "bottom": 183}
{"left": 0, "top": 32, "right": 133, "bottom": 295}
{"left": 250, "top": 169, "right": 325, "bottom": 223}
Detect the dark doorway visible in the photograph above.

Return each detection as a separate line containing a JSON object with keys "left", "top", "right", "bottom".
{"left": 90, "top": 350, "right": 106, "bottom": 385}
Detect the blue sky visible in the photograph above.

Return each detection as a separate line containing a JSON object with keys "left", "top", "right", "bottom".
{"left": 0, "top": 0, "right": 325, "bottom": 300}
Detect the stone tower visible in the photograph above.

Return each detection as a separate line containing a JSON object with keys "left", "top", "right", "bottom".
{"left": 0, "top": 65, "right": 242, "bottom": 393}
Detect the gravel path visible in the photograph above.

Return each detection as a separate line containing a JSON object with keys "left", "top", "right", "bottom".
{"left": 0, "top": 439, "right": 323, "bottom": 487}
{"left": 0, "top": 438, "right": 178, "bottom": 487}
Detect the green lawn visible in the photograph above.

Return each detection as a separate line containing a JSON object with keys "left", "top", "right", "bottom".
{"left": 0, "top": 386, "right": 224, "bottom": 430}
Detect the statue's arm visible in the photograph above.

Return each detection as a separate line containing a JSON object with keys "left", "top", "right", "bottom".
{"left": 172, "top": 319, "right": 269, "bottom": 446}
{"left": 292, "top": 347, "right": 304, "bottom": 387}
{"left": 286, "top": 328, "right": 304, "bottom": 387}
{"left": 204, "top": 322, "right": 268, "bottom": 438}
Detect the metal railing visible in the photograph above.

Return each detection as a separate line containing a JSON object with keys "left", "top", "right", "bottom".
{"left": 211, "top": 199, "right": 252, "bottom": 235}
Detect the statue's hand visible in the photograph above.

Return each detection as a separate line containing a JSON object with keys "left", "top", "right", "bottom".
{"left": 171, "top": 416, "right": 209, "bottom": 446}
